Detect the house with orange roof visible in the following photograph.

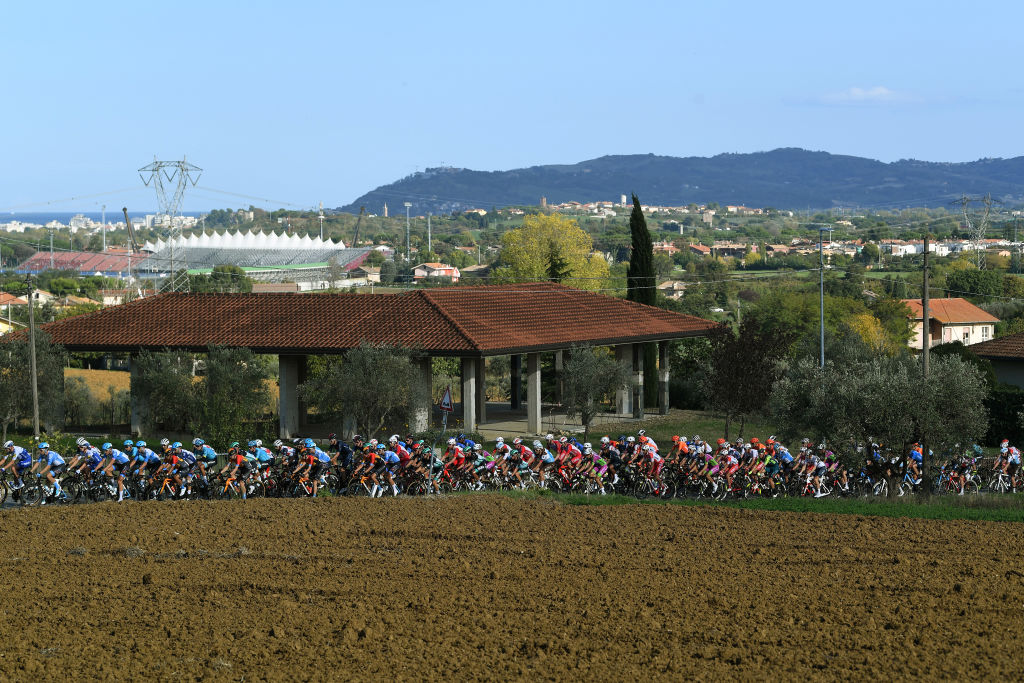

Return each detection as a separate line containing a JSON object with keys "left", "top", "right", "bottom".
{"left": 413, "top": 263, "right": 461, "bottom": 283}
{"left": 902, "top": 298, "right": 999, "bottom": 349}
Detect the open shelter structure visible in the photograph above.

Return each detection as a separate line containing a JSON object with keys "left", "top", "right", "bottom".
{"left": 38, "top": 282, "right": 717, "bottom": 437}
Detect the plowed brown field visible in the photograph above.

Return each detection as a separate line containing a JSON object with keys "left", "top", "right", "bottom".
{"left": 0, "top": 496, "right": 1022, "bottom": 681}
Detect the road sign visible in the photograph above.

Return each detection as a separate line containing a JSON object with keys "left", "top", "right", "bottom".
{"left": 439, "top": 385, "right": 454, "bottom": 413}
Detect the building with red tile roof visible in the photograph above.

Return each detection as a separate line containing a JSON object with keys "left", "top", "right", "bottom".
{"left": 37, "top": 282, "right": 715, "bottom": 437}
{"left": 902, "top": 298, "right": 999, "bottom": 349}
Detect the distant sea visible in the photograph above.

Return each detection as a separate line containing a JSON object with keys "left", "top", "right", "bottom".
{"left": 1, "top": 211, "right": 205, "bottom": 225}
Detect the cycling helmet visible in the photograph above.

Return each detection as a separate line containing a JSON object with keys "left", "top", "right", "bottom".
{"left": 642, "top": 445, "right": 652, "bottom": 453}
{"left": 171, "top": 441, "right": 182, "bottom": 449}
{"left": 160, "top": 438, "right": 170, "bottom": 447}
{"left": 638, "top": 429, "right": 646, "bottom": 436}
{"left": 328, "top": 432, "right": 336, "bottom": 439}
{"left": 495, "top": 436, "right": 504, "bottom": 444}
{"left": 533, "top": 440, "right": 543, "bottom": 450}
{"left": 273, "top": 439, "right": 283, "bottom": 448}
{"left": 600, "top": 436, "right": 610, "bottom": 445}
{"left": 368, "top": 439, "right": 378, "bottom": 447}
{"left": 123, "top": 439, "right": 134, "bottom": 448}
{"left": 38, "top": 442, "right": 50, "bottom": 450}
{"left": 1001, "top": 447, "right": 1009, "bottom": 454}
{"left": 101, "top": 442, "right": 112, "bottom": 450}
{"left": 137, "top": 441, "right": 147, "bottom": 448}
{"left": 512, "top": 437, "right": 522, "bottom": 446}
{"left": 376, "top": 443, "right": 386, "bottom": 450}
{"left": 3, "top": 440, "right": 12, "bottom": 449}
{"left": 473, "top": 443, "right": 482, "bottom": 451}
{"left": 303, "top": 438, "right": 315, "bottom": 448}
{"left": 229, "top": 441, "right": 240, "bottom": 449}
{"left": 254, "top": 439, "right": 263, "bottom": 447}
{"left": 744, "top": 443, "right": 751, "bottom": 449}
{"left": 559, "top": 436, "right": 568, "bottom": 443}
{"left": 717, "top": 438, "right": 726, "bottom": 446}
{"left": 583, "top": 442, "right": 592, "bottom": 450}
{"left": 672, "top": 435, "right": 680, "bottom": 443}
{"left": 545, "top": 433, "right": 554, "bottom": 441}
{"left": 352, "top": 434, "right": 363, "bottom": 442}
{"left": 693, "top": 435, "right": 701, "bottom": 443}
{"left": 584, "top": 446, "right": 593, "bottom": 455}
{"left": 75, "top": 437, "right": 88, "bottom": 447}
{"left": 389, "top": 434, "right": 399, "bottom": 444}
{"left": 447, "top": 438, "right": 456, "bottom": 446}
{"left": 626, "top": 436, "right": 636, "bottom": 443}
{"left": 192, "top": 438, "right": 204, "bottom": 447}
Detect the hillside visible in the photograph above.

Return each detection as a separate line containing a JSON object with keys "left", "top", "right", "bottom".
{"left": 338, "top": 148, "right": 1024, "bottom": 215}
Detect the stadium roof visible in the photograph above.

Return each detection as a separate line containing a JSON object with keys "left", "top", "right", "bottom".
{"left": 141, "top": 228, "right": 344, "bottom": 252}
{"left": 17, "top": 250, "right": 147, "bottom": 276}
{"left": 37, "top": 282, "right": 717, "bottom": 357}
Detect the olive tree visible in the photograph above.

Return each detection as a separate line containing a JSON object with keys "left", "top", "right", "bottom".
{"left": 299, "top": 343, "right": 417, "bottom": 437}
{"left": 561, "top": 345, "right": 631, "bottom": 441}
{"left": 0, "top": 330, "right": 66, "bottom": 439}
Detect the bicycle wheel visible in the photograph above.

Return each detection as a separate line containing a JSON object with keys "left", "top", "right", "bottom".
{"left": 21, "top": 483, "right": 44, "bottom": 506}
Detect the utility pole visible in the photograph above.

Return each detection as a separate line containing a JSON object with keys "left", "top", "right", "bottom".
{"left": 318, "top": 202, "right": 325, "bottom": 241}
{"left": 921, "top": 232, "right": 931, "bottom": 490}
{"left": 922, "top": 233, "right": 930, "bottom": 377}
{"left": 101, "top": 204, "right": 106, "bottom": 251}
{"left": 25, "top": 275, "right": 39, "bottom": 440}
{"left": 818, "top": 225, "right": 833, "bottom": 368}
{"left": 427, "top": 213, "right": 432, "bottom": 254}
{"left": 48, "top": 227, "right": 54, "bottom": 269}
{"left": 404, "top": 202, "right": 412, "bottom": 263}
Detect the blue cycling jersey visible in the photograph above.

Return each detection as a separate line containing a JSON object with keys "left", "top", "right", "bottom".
{"left": 44, "top": 452, "right": 65, "bottom": 468}
{"left": 137, "top": 448, "right": 160, "bottom": 465}
{"left": 10, "top": 446, "right": 31, "bottom": 466}
{"left": 178, "top": 449, "right": 197, "bottom": 465}
{"left": 198, "top": 445, "right": 218, "bottom": 461}
{"left": 314, "top": 447, "right": 331, "bottom": 464}
{"left": 124, "top": 446, "right": 138, "bottom": 460}
{"left": 254, "top": 447, "right": 274, "bottom": 463}
{"left": 108, "top": 449, "right": 130, "bottom": 465}
{"left": 382, "top": 451, "right": 400, "bottom": 466}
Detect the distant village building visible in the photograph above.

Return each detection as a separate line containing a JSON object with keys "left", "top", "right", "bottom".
{"left": 413, "top": 263, "right": 461, "bottom": 283}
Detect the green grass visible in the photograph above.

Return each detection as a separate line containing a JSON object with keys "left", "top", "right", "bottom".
{"left": 494, "top": 488, "right": 1024, "bottom": 523}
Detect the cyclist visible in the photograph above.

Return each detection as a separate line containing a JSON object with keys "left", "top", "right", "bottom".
{"left": 307, "top": 438, "right": 331, "bottom": 497}
{"left": 32, "top": 442, "right": 66, "bottom": 500}
{"left": 96, "top": 441, "right": 131, "bottom": 502}
{"left": 2, "top": 440, "right": 33, "bottom": 490}
{"left": 221, "top": 443, "right": 252, "bottom": 499}
{"left": 907, "top": 444, "right": 923, "bottom": 485}
{"left": 192, "top": 438, "right": 219, "bottom": 478}
{"left": 378, "top": 444, "right": 402, "bottom": 497}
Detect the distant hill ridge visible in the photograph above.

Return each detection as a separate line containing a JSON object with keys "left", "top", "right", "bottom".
{"left": 338, "top": 148, "right": 1024, "bottom": 215}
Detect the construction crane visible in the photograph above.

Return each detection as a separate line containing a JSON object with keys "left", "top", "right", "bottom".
{"left": 351, "top": 206, "right": 366, "bottom": 247}
{"left": 122, "top": 207, "right": 141, "bottom": 251}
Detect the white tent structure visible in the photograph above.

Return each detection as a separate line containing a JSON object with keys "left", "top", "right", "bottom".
{"left": 141, "top": 228, "right": 345, "bottom": 253}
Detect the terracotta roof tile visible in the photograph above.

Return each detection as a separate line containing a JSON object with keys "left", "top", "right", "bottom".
{"left": 36, "top": 282, "right": 715, "bottom": 356}
{"left": 901, "top": 298, "right": 999, "bottom": 324}
{"left": 969, "top": 333, "right": 1024, "bottom": 360}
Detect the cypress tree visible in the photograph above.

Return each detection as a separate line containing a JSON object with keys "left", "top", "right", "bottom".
{"left": 626, "top": 194, "right": 659, "bottom": 406}
{"left": 627, "top": 194, "right": 656, "bottom": 305}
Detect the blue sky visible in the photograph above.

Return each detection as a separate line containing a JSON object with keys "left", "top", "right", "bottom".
{"left": 2, "top": 0, "right": 1022, "bottom": 212}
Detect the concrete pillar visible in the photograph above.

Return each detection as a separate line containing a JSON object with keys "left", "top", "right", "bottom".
{"left": 461, "top": 356, "right": 477, "bottom": 433}
{"left": 615, "top": 345, "right": 633, "bottom": 416}
{"left": 475, "top": 357, "right": 487, "bottom": 424}
{"left": 411, "top": 356, "right": 432, "bottom": 433}
{"left": 296, "top": 354, "right": 309, "bottom": 430}
{"left": 129, "top": 356, "right": 148, "bottom": 437}
{"left": 279, "top": 354, "right": 301, "bottom": 438}
{"left": 632, "top": 343, "right": 645, "bottom": 420}
{"left": 554, "top": 350, "right": 564, "bottom": 403}
{"left": 658, "top": 341, "right": 670, "bottom": 416}
{"left": 510, "top": 354, "right": 522, "bottom": 410}
{"left": 527, "top": 352, "right": 542, "bottom": 435}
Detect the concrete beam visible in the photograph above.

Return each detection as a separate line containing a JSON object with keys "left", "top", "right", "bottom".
{"left": 411, "top": 356, "right": 432, "bottom": 433}
{"left": 527, "top": 352, "right": 542, "bottom": 435}
{"left": 615, "top": 345, "right": 632, "bottom": 416}
{"left": 632, "top": 343, "right": 644, "bottom": 420}
{"left": 554, "top": 350, "right": 564, "bottom": 403}
{"left": 475, "top": 357, "right": 487, "bottom": 424}
{"left": 279, "top": 354, "right": 302, "bottom": 438}
{"left": 659, "top": 341, "right": 670, "bottom": 416}
{"left": 510, "top": 354, "right": 522, "bottom": 410}
{"left": 129, "top": 356, "right": 147, "bottom": 437}
{"left": 461, "top": 356, "right": 477, "bottom": 433}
